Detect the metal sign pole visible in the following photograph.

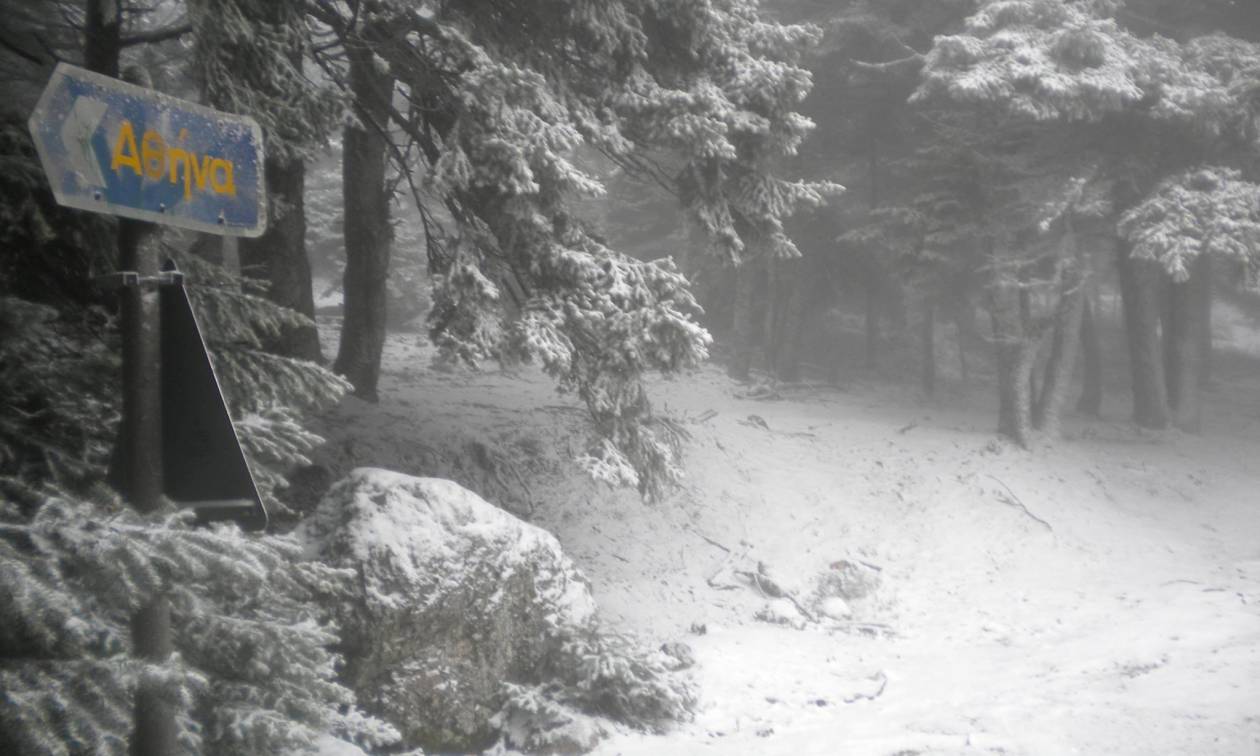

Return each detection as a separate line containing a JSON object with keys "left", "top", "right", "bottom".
{"left": 116, "top": 218, "right": 164, "bottom": 511}
{"left": 117, "top": 215, "right": 176, "bottom": 756}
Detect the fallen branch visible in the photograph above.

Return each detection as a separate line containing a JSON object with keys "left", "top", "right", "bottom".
{"left": 842, "top": 672, "right": 888, "bottom": 703}
{"left": 987, "top": 475, "right": 1052, "bottom": 531}
{"left": 735, "top": 566, "right": 817, "bottom": 623}
{"left": 696, "top": 532, "right": 732, "bottom": 554}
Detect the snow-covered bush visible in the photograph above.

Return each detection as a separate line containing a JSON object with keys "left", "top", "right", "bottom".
{"left": 492, "top": 631, "right": 696, "bottom": 752}
{"left": 0, "top": 481, "right": 397, "bottom": 755}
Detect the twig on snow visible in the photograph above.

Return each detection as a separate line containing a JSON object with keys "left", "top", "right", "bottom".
{"left": 842, "top": 671, "right": 888, "bottom": 703}
{"left": 987, "top": 475, "right": 1053, "bottom": 532}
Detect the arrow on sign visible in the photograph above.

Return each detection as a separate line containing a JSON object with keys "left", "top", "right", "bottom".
{"left": 59, "top": 96, "right": 107, "bottom": 188}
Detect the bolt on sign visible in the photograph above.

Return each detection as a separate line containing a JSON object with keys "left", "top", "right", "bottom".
{"left": 28, "top": 62, "right": 266, "bottom": 237}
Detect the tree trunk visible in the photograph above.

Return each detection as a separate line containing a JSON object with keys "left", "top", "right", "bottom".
{"left": 1033, "top": 269, "right": 1085, "bottom": 437}
{"left": 1077, "top": 289, "right": 1103, "bottom": 416}
{"left": 991, "top": 289, "right": 1034, "bottom": 447}
{"left": 763, "top": 257, "right": 783, "bottom": 373}
{"left": 84, "top": 0, "right": 121, "bottom": 78}
{"left": 1020, "top": 287, "right": 1039, "bottom": 405}
{"left": 1165, "top": 255, "right": 1206, "bottom": 432}
{"left": 1116, "top": 242, "right": 1169, "bottom": 428}
{"left": 951, "top": 295, "right": 978, "bottom": 385}
{"left": 1160, "top": 276, "right": 1179, "bottom": 411}
{"left": 921, "top": 300, "right": 936, "bottom": 396}
{"left": 1195, "top": 253, "right": 1213, "bottom": 388}
{"left": 334, "top": 36, "right": 394, "bottom": 401}
{"left": 773, "top": 258, "right": 809, "bottom": 382}
{"left": 729, "top": 257, "right": 759, "bottom": 380}
{"left": 240, "top": 157, "right": 322, "bottom": 361}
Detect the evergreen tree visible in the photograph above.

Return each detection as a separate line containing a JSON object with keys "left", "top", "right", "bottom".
{"left": 912, "top": 0, "right": 1260, "bottom": 437}
{"left": 190, "top": 0, "right": 341, "bottom": 361}
{"left": 309, "top": 0, "right": 841, "bottom": 498}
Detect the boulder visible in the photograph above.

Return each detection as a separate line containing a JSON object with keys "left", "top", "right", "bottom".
{"left": 298, "top": 469, "right": 598, "bottom": 752}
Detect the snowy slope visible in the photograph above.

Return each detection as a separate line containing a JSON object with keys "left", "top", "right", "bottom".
{"left": 311, "top": 321, "right": 1260, "bottom": 755}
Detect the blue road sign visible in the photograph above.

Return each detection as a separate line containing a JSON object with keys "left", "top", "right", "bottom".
{"left": 29, "top": 63, "right": 266, "bottom": 237}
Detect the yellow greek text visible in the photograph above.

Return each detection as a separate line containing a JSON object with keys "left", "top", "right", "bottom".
{"left": 110, "top": 120, "right": 141, "bottom": 175}
{"left": 110, "top": 118, "right": 238, "bottom": 199}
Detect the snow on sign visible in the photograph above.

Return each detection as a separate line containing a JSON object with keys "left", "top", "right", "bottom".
{"left": 28, "top": 63, "right": 266, "bottom": 237}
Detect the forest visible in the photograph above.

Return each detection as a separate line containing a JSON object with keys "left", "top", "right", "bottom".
{"left": 1, "top": 1, "right": 1258, "bottom": 754}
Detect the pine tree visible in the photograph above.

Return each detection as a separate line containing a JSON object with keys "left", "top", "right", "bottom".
{"left": 190, "top": 0, "right": 342, "bottom": 361}
{"left": 912, "top": 0, "right": 1260, "bottom": 437}
{"left": 308, "top": 0, "right": 841, "bottom": 498}
{"left": 0, "top": 483, "right": 399, "bottom": 755}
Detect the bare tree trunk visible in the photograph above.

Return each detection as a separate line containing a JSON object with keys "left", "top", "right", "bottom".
{"left": 1077, "top": 288, "right": 1103, "bottom": 416}
{"left": 1034, "top": 269, "right": 1085, "bottom": 437}
{"left": 951, "top": 295, "right": 978, "bottom": 385}
{"left": 774, "top": 258, "right": 809, "bottom": 382}
{"left": 1020, "top": 287, "right": 1039, "bottom": 406}
{"left": 1116, "top": 242, "right": 1169, "bottom": 428}
{"left": 763, "top": 257, "right": 783, "bottom": 374}
{"left": 240, "top": 157, "right": 322, "bottom": 361}
{"left": 1160, "top": 276, "right": 1178, "bottom": 411}
{"left": 334, "top": 35, "right": 394, "bottom": 401}
{"left": 922, "top": 299, "right": 936, "bottom": 396}
{"left": 991, "top": 289, "right": 1034, "bottom": 447}
{"left": 1165, "top": 255, "right": 1206, "bottom": 432}
{"left": 1196, "top": 253, "right": 1213, "bottom": 388}
{"left": 729, "top": 257, "right": 759, "bottom": 380}
{"left": 84, "top": 0, "right": 121, "bottom": 77}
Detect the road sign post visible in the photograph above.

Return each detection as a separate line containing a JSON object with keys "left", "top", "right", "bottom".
{"left": 29, "top": 62, "right": 269, "bottom": 756}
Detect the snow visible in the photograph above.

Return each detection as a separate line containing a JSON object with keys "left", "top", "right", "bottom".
{"left": 312, "top": 316, "right": 1260, "bottom": 755}
{"left": 299, "top": 467, "right": 597, "bottom": 625}
{"left": 307, "top": 735, "right": 368, "bottom": 756}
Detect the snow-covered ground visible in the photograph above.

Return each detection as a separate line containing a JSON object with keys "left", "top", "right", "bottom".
{"left": 312, "top": 318, "right": 1260, "bottom": 755}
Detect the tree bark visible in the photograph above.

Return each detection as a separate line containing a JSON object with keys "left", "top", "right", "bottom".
{"left": 334, "top": 35, "right": 394, "bottom": 401}
{"left": 772, "top": 258, "right": 809, "bottom": 382}
{"left": 1165, "top": 255, "right": 1206, "bottom": 432}
{"left": 1020, "top": 287, "right": 1039, "bottom": 406}
{"left": 1195, "top": 253, "right": 1213, "bottom": 388}
{"left": 240, "top": 157, "right": 322, "bottom": 361}
{"left": 763, "top": 257, "right": 783, "bottom": 373}
{"left": 1116, "top": 242, "right": 1169, "bottom": 428}
{"left": 950, "top": 295, "right": 978, "bottom": 385}
{"left": 1033, "top": 268, "right": 1085, "bottom": 437}
{"left": 1076, "top": 288, "right": 1103, "bottom": 416}
{"left": 991, "top": 288, "right": 1034, "bottom": 447}
{"left": 84, "top": 0, "right": 122, "bottom": 78}
{"left": 728, "top": 257, "right": 760, "bottom": 380}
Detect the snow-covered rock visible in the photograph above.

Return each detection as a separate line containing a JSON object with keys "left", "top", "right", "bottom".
{"left": 298, "top": 468, "right": 598, "bottom": 752}
{"left": 818, "top": 596, "right": 853, "bottom": 620}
